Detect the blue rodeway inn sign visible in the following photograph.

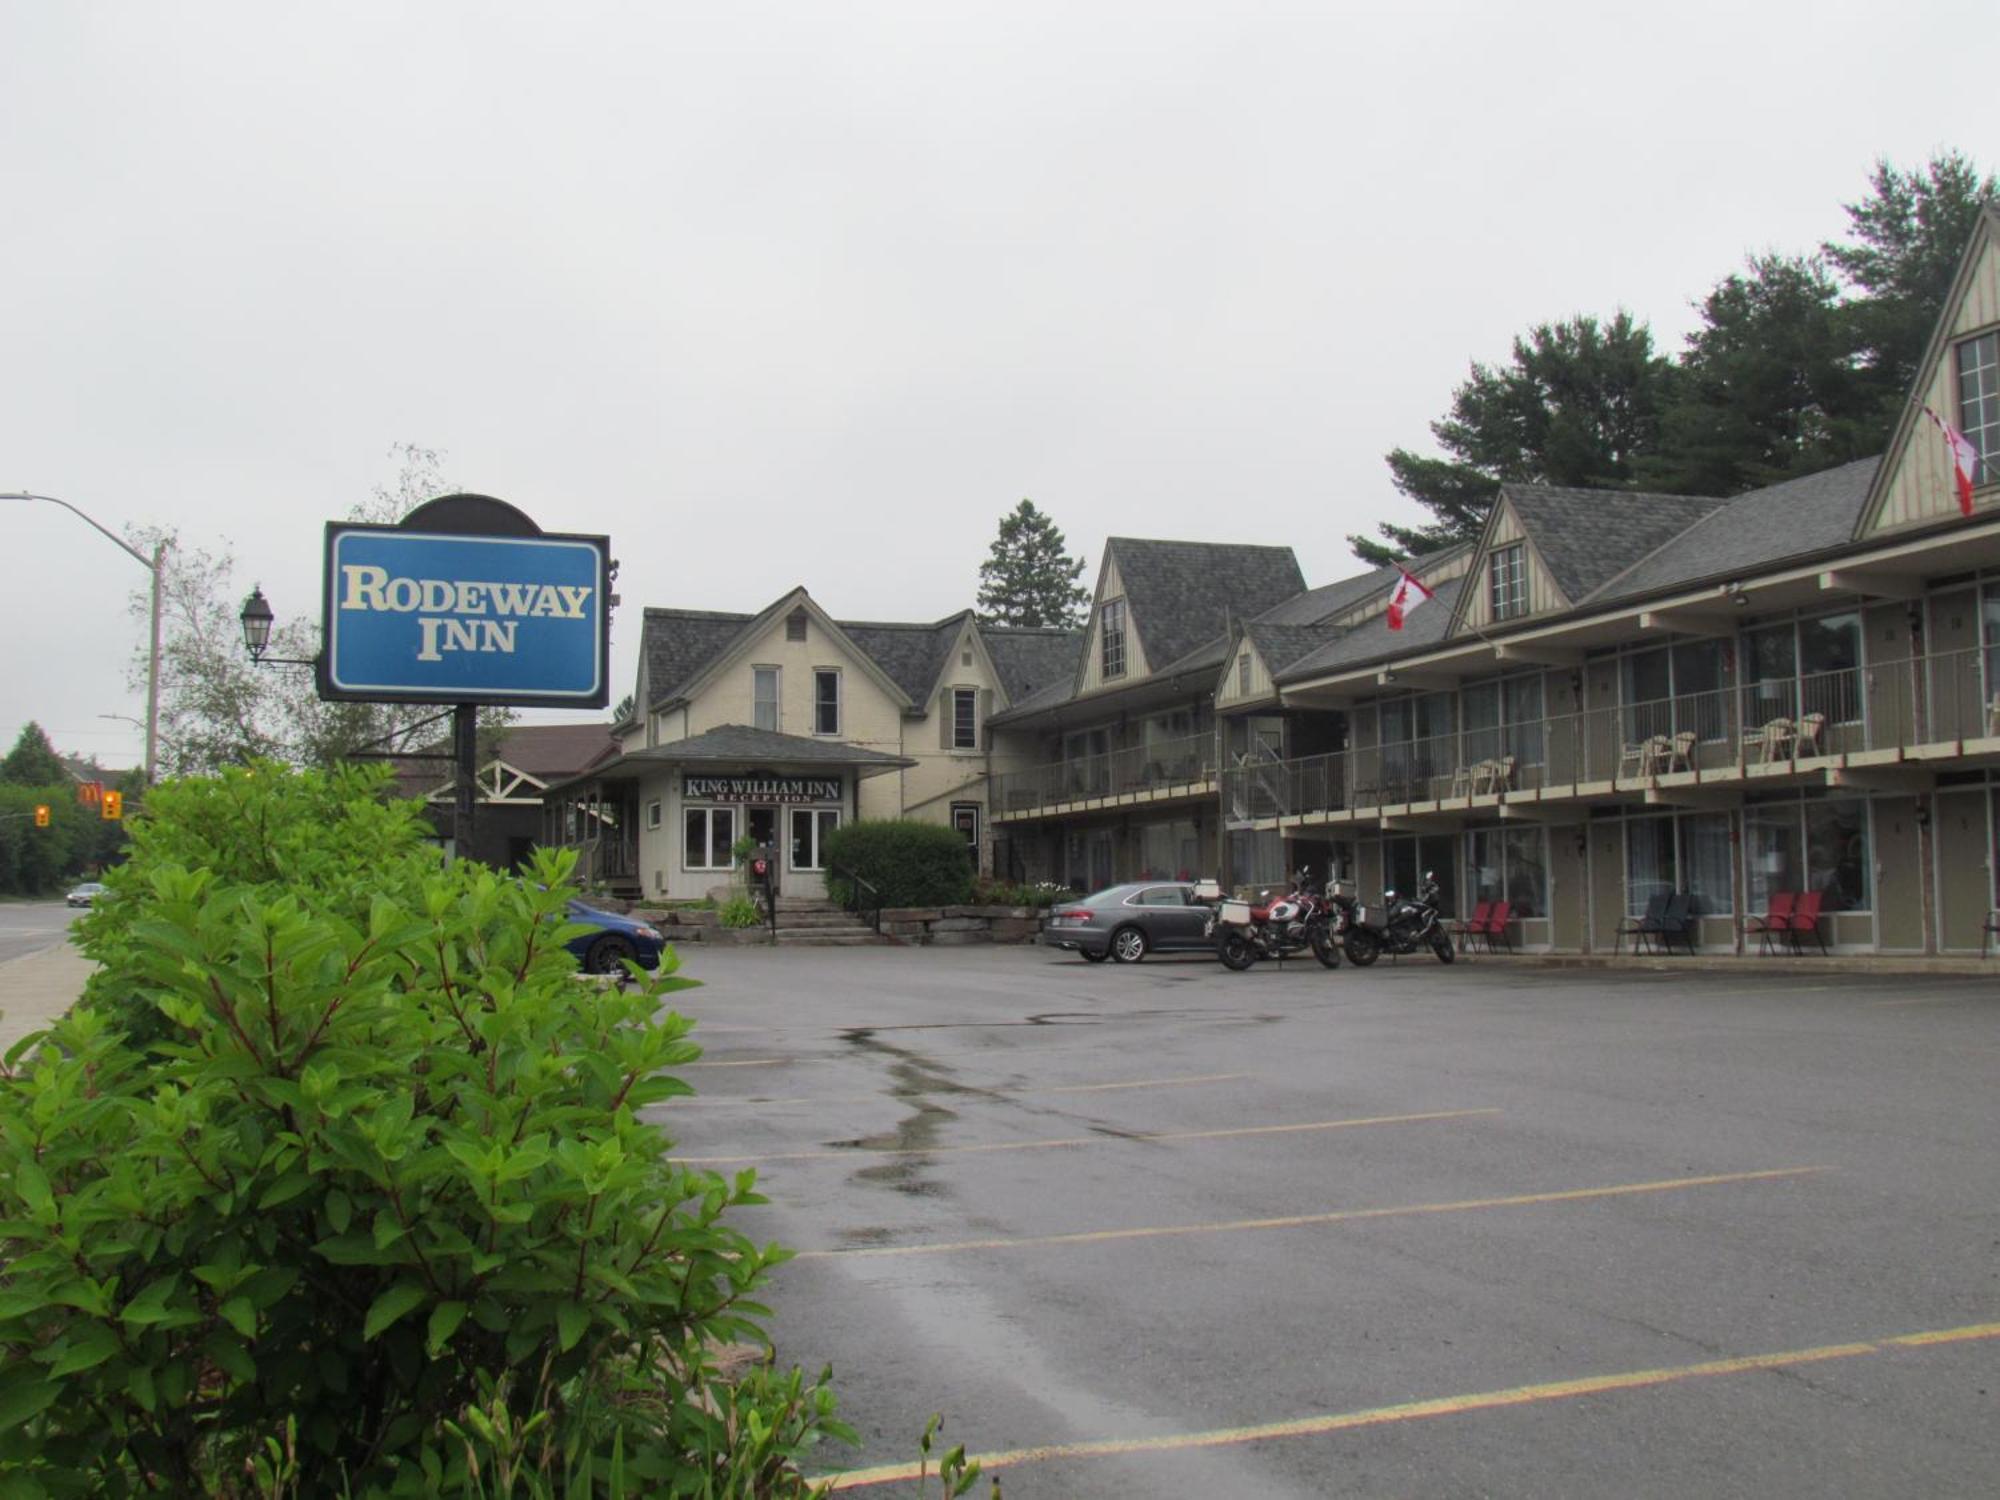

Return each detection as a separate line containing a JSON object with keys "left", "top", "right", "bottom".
{"left": 319, "top": 498, "right": 611, "bottom": 708}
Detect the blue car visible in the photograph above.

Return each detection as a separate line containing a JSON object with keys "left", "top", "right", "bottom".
{"left": 565, "top": 899, "right": 666, "bottom": 974}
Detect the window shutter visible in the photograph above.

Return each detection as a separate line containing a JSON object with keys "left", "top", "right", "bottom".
{"left": 978, "top": 689, "right": 992, "bottom": 749}
{"left": 939, "top": 692, "right": 951, "bottom": 749}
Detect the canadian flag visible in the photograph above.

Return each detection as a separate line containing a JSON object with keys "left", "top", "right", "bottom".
{"left": 1386, "top": 568, "right": 1434, "bottom": 631}
{"left": 1923, "top": 406, "right": 1980, "bottom": 517}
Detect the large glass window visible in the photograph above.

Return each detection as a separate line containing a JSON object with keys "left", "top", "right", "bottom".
{"left": 1625, "top": 816, "right": 1675, "bottom": 917}
{"left": 789, "top": 808, "right": 839, "bottom": 871}
{"left": 1744, "top": 615, "right": 1861, "bottom": 734}
{"left": 1624, "top": 641, "right": 1725, "bottom": 743}
{"left": 1798, "top": 613, "right": 1862, "bottom": 726}
{"left": 684, "top": 805, "right": 736, "bottom": 870}
{"left": 1743, "top": 803, "right": 1800, "bottom": 913}
{"left": 1379, "top": 692, "right": 1456, "bottom": 799}
{"left": 1461, "top": 675, "right": 1545, "bottom": 772}
{"left": 1961, "top": 330, "right": 1998, "bottom": 485}
{"left": 1621, "top": 811, "right": 1733, "bottom": 917}
{"left": 1746, "top": 795, "right": 1870, "bottom": 914}
{"left": 753, "top": 666, "right": 779, "bottom": 732}
{"left": 1490, "top": 543, "right": 1527, "bottom": 620}
{"left": 1467, "top": 826, "right": 1546, "bottom": 917}
{"left": 1100, "top": 599, "right": 1128, "bottom": 679}
{"left": 1680, "top": 813, "right": 1734, "bottom": 915}
{"left": 1804, "top": 798, "right": 1871, "bottom": 912}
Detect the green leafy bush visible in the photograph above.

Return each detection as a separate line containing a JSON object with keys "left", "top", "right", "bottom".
{"left": 821, "top": 820, "right": 974, "bottom": 909}
{"left": 717, "top": 895, "right": 763, "bottom": 929}
{"left": 0, "top": 763, "right": 852, "bottom": 1495}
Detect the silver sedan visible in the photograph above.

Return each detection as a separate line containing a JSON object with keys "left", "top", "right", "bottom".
{"left": 1039, "top": 881, "right": 1217, "bottom": 963}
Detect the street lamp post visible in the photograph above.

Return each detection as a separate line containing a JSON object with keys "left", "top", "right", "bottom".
{"left": 2, "top": 492, "right": 166, "bottom": 785}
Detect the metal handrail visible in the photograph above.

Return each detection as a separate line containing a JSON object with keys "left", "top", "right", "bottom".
{"left": 1220, "top": 645, "right": 1998, "bottom": 822}
{"left": 992, "top": 731, "right": 1218, "bottom": 815}
{"left": 829, "top": 861, "right": 883, "bottom": 933}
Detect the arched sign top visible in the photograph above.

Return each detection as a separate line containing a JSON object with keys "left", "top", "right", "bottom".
{"left": 399, "top": 493, "right": 543, "bottom": 537}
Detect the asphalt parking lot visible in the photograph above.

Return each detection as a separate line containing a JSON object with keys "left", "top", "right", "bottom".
{"left": 647, "top": 944, "right": 2000, "bottom": 1498}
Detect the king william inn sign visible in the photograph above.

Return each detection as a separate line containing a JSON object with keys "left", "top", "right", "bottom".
{"left": 683, "top": 773, "right": 843, "bottom": 805}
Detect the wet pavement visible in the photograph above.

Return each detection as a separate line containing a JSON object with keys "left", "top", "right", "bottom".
{"left": 650, "top": 944, "right": 2000, "bottom": 1498}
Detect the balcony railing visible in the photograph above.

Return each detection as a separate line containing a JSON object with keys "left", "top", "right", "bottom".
{"left": 992, "top": 731, "right": 1217, "bottom": 816}
{"left": 1223, "top": 646, "right": 2000, "bottom": 824}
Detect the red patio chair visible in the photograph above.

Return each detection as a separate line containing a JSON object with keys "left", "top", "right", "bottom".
{"left": 1787, "top": 889, "right": 1826, "bottom": 954}
{"left": 1479, "top": 900, "right": 1515, "bottom": 953}
{"left": 1743, "top": 890, "right": 1796, "bottom": 955}
{"left": 1450, "top": 900, "right": 1493, "bottom": 953}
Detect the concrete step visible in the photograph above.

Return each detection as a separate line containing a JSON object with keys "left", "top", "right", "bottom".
{"left": 776, "top": 911, "right": 876, "bottom": 928}
{"left": 773, "top": 929, "right": 891, "bottom": 946}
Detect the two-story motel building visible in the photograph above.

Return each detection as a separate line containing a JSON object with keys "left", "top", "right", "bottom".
{"left": 552, "top": 206, "right": 2000, "bottom": 954}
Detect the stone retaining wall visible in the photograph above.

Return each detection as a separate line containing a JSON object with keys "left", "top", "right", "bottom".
{"left": 878, "top": 905, "right": 1044, "bottom": 945}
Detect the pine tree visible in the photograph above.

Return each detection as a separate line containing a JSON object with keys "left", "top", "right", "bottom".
{"left": 976, "top": 500, "right": 1089, "bottom": 629}
{"left": 1352, "top": 313, "right": 1678, "bottom": 564}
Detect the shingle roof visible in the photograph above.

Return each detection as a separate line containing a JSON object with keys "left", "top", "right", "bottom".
{"left": 642, "top": 608, "right": 756, "bottom": 706}
{"left": 486, "top": 723, "right": 620, "bottom": 779}
{"left": 1502, "top": 487, "right": 1729, "bottom": 603}
{"left": 840, "top": 618, "right": 959, "bottom": 702}
{"left": 1106, "top": 539, "right": 1305, "bottom": 673}
{"left": 1244, "top": 620, "right": 1345, "bottom": 676}
{"left": 1587, "top": 458, "right": 1880, "bottom": 605}
{"left": 1252, "top": 561, "right": 1402, "bottom": 626}
{"left": 1276, "top": 575, "right": 1469, "bottom": 682}
{"left": 983, "top": 626, "right": 1085, "bottom": 703}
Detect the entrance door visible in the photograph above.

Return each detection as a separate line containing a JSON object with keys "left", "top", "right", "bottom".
{"left": 746, "top": 806, "right": 778, "bottom": 894}
{"left": 950, "top": 803, "right": 980, "bottom": 870}
{"left": 1934, "top": 789, "right": 1990, "bottom": 951}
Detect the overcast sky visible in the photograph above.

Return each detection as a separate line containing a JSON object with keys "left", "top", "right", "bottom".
{"left": 5, "top": 1, "right": 1995, "bottom": 768}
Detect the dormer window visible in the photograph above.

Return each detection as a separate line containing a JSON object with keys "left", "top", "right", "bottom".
{"left": 1959, "top": 330, "right": 1998, "bottom": 486}
{"left": 1100, "top": 598, "right": 1128, "bottom": 679}
{"left": 1489, "top": 544, "right": 1526, "bottom": 621}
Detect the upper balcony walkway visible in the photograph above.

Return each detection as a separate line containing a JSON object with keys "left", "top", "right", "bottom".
{"left": 991, "top": 731, "right": 1217, "bottom": 823}
{"left": 1224, "top": 646, "right": 2000, "bottom": 831}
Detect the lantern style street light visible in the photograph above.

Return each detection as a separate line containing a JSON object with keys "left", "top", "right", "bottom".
{"left": 2, "top": 492, "right": 165, "bottom": 785}
{"left": 237, "top": 585, "right": 318, "bottom": 668}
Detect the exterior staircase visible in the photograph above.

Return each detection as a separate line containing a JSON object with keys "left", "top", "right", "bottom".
{"left": 769, "top": 897, "right": 891, "bottom": 947}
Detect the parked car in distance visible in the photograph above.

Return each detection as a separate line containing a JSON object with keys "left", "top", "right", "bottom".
{"left": 565, "top": 899, "right": 666, "bottom": 974}
{"left": 65, "top": 882, "right": 107, "bottom": 909}
{"left": 1040, "top": 881, "right": 1218, "bottom": 963}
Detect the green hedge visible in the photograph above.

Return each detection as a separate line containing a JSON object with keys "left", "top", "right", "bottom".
{"left": 822, "top": 819, "right": 973, "bottom": 909}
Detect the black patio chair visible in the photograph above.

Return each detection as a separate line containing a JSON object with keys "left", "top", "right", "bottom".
{"left": 1616, "top": 892, "right": 1669, "bottom": 955}
{"left": 1654, "top": 892, "right": 1698, "bottom": 954}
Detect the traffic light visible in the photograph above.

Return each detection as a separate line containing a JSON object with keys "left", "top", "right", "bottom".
{"left": 101, "top": 790, "right": 123, "bottom": 821}
{"left": 33, "top": 805, "right": 50, "bottom": 828}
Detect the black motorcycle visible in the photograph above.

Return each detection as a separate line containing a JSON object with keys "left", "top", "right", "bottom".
{"left": 1341, "top": 871, "right": 1455, "bottom": 966}
{"left": 1214, "top": 868, "right": 1344, "bottom": 971}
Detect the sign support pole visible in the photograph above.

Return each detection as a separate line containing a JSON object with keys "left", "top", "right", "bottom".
{"left": 453, "top": 703, "right": 478, "bottom": 859}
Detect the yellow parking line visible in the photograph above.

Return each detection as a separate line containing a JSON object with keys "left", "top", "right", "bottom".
{"left": 662, "top": 1072, "right": 1248, "bottom": 1107}
{"left": 818, "top": 1313, "right": 1992, "bottom": 1489}
{"left": 678, "top": 1058, "right": 789, "bottom": 1069}
{"left": 1042, "top": 1072, "right": 1248, "bottom": 1094}
{"left": 794, "top": 1166, "right": 1828, "bottom": 1260}
{"left": 680, "top": 1107, "right": 1498, "bottom": 1166}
